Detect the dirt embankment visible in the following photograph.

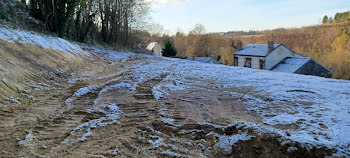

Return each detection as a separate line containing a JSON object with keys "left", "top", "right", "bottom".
{"left": 0, "top": 38, "right": 87, "bottom": 103}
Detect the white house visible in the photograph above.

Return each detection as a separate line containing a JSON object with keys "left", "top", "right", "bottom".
{"left": 234, "top": 41, "right": 333, "bottom": 77}
{"left": 146, "top": 42, "right": 162, "bottom": 56}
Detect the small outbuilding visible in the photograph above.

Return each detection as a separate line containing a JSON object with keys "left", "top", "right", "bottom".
{"left": 146, "top": 42, "right": 162, "bottom": 56}
{"left": 271, "top": 57, "right": 333, "bottom": 77}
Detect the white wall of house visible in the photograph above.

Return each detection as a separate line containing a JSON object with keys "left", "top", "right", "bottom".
{"left": 265, "top": 46, "right": 300, "bottom": 70}
{"left": 152, "top": 44, "right": 162, "bottom": 56}
{"left": 235, "top": 45, "right": 304, "bottom": 70}
{"left": 146, "top": 42, "right": 162, "bottom": 56}
{"left": 237, "top": 55, "right": 265, "bottom": 69}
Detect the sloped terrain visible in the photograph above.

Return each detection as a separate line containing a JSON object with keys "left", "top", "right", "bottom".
{"left": 0, "top": 27, "right": 349, "bottom": 157}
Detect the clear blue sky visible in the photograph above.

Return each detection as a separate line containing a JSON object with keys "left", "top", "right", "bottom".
{"left": 148, "top": 0, "right": 350, "bottom": 34}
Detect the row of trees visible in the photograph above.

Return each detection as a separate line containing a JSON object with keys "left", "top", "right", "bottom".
{"left": 322, "top": 11, "right": 350, "bottom": 24}
{"left": 26, "top": 0, "right": 150, "bottom": 46}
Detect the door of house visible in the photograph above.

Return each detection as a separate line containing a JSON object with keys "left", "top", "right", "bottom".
{"left": 259, "top": 59, "right": 265, "bottom": 69}
{"left": 234, "top": 57, "right": 238, "bottom": 66}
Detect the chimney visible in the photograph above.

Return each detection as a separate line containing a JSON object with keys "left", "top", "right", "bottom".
{"left": 268, "top": 40, "right": 274, "bottom": 53}
{"left": 237, "top": 41, "right": 243, "bottom": 51}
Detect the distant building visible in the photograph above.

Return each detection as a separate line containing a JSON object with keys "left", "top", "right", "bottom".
{"left": 146, "top": 42, "right": 162, "bottom": 56}
{"left": 234, "top": 41, "right": 333, "bottom": 77}
{"left": 186, "top": 57, "right": 221, "bottom": 64}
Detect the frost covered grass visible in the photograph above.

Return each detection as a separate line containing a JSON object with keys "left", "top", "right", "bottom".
{"left": 0, "top": 27, "right": 88, "bottom": 56}
{"left": 81, "top": 46, "right": 136, "bottom": 62}
{"left": 129, "top": 56, "right": 350, "bottom": 156}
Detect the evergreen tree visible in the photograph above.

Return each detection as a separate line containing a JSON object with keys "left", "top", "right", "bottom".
{"left": 322, "top": 15, "right": 328, "bottom": 24}
{"left": 162, "top": 40, "right": 177, "bottom": 57}
{"left": 216, "top": 55, "right": 221, "bottom": 61}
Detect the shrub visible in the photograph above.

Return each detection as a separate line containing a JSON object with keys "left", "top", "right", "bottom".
{"left": 162, "top": 40, "right": 177, "bottom": 57}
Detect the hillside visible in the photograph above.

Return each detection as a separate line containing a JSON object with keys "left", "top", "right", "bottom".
{"left": 0, "top": 27, "right": 349, "bottom": 157}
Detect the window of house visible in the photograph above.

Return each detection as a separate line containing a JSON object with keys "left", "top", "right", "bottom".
{"left": 234, "top": 57, "right": 238, "bottom": 66}
{"left": 259, "top": 59, "right": 265, "bottom": 69}
{"left": 244, "top": 58, "right": 252, "bottom": 68}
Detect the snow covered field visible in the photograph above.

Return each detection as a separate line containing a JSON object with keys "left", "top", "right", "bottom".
{"left": 79, "top": 41, "right": 350, "bottom": 155}
{"left": 129, "top": 56, "right": 350, "bottom": 156}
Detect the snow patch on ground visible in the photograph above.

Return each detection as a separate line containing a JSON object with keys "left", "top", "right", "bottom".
{"left": 158, "top": 108, "right": 168, "bottom": 117}
{"left": 19, "top": 132, "right": 35, "bottom": 146}
{"left": 99, "top": 82, "right": 136, "bottom": 95}
{"left": 68, "top": 78, "right": 85, "bottom": 84}
{"left": 8, "top": 96, "right": 19, "bottom": 103}
{"left": 161, "top": 150, "right": 182, "bottom": 157}
{"left": 63, "top": 103, "right": 122, "bottom": 144}
{"left": 32, "top": 83, "right": 51, "bottom": 91}
{"left": 1, "top": 77, "right": 8, "bottom": 83}
{"left": 264, "top": 113, "right": 303, "bottom": 125}
{"left": 152, "top": 82, "right": 186, "bottom": 101}
{"left": 65, "top": 84, "right": 100, "bottom": 106}
{"left": 162, "top": 118, "right": 183, "bottom": 127}
{"left": 77, "top": 128, "right": 92, "bottom": 142}
{"left": 148, "top": 136, "right": 164, "bottom": 148}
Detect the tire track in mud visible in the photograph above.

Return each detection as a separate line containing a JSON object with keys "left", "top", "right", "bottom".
{"left": 43, "top": 61, "right": 179, "bottom": 157}
{"left": 0, "top": 59, "right": 145, "bottom": 157}
{"left": 37, "top": 60, "right": 155, "bottom": 157}
{"left": 41, "top": 70, "right": 137, "bottom": 156}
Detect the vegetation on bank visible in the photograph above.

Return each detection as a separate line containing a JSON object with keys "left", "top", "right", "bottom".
{"left": 0, "top": 0, "right": 151, "bottom": 50}
{"left": 26, "top": 0, "right": 150, "bottom": 46}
